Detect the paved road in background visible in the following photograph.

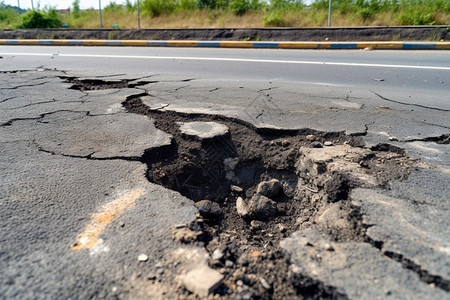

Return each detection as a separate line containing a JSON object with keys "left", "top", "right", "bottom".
{"left": 2, "top": 46, "right": 449, "bottom": 111}
{"left": 1, "top": 46, "right": 449, "bottom": 299}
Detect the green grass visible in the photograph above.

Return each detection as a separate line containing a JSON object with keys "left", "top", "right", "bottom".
{"left": 0, "top": 0, "right": 448, "bottom": 29}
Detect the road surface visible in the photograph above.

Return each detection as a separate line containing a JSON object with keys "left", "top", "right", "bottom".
{"left": 1, "top": 46, "right": 449, "bottom": 299}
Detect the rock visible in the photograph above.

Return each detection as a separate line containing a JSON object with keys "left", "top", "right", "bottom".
{"left": 256, "top": 179, "right": 281, "bottom": 198}
{"left": 183, "top": 265, "right": 224, "bottom": 297}
{"left": 237, "top": 255, "right": 249, "bottom": 266}
{"left": 260, "top": 278, "right": 271, "bottom": 290}
{"left": 231, "top": 185, "right": 243, "bottom": 193}
{"left": 224, "top": 157, "right": 239, "bottom": 170}
{"left": 278, "top": 223, "right": 287, "bottom": 232}
{"left": 248, "top": 194, "right": 277, "bottom": 220}
{"left": 138, "top": 254, "right": 148, "bottom": 262}
{"left": 306, "top": 134, "right": 316, "bottom": 141}
{"left": 311, "top": 141, "right": 323, "bottom": 148}
{"left": 324, "top": 141, "right": 333, "bottom": 146}
{"left": 236, "top": 197, "right": 249, "bottom": 218}
{"left": 178, "top": 121, "right": 229, "bottom": 140}
{"left": 225, "top": 260, "right": 234, "bottom": 268}
{"left": 172, "top": 227, "right": 197, "bottom": 243}
{"left": 250, "top": 220, "right": 263, "bottom": 230}
{"left": 195, "top": 200, "right": 222, "bottom": 217}
{"left": 281, "top": 139, "right": 290, "bottom": 147}
{"left": 212, "top": 249, "right": 224, "bottom": 261}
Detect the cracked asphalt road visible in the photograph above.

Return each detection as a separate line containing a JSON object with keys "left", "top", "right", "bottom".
{"left": 0, "top": 48, "right": 449, "bottom": 299}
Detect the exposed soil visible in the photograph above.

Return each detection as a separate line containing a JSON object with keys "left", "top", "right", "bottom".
{"left": 122, "top": 94, "right": 412, "bottom": 299}
{"left": 1, "top": 26, "right": 449, "bottom": 41}
{"left": 62, "top": 77, "right": 414, "bottom": 299}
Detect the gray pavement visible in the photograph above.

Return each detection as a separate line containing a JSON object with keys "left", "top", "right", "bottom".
{"left": 1, "top": 48, "right": 449, "bottom": 299}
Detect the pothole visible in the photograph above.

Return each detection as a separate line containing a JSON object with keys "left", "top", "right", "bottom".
{"left": 59, "top": 76, "right": 155, "bottom": 91}
{"left": 122, "top": 94, "right": 413, "bottom": 299}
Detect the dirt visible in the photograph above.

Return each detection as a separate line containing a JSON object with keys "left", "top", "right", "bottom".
{"left": 122, "top": 96, "right": 412, "bottom": 299}
{"left": 1, "top": 26, "right": 449, "bottom": 41}
{"left": 63, "top": 77, "right": 414, "bottom": 299}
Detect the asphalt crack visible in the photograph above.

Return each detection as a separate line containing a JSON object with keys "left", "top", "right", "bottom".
{"left": 372, "top": 91, "right": 450, "bottom": 112}
{"left": 405, "top": 134, "right": 450, "bottom": 144}
{"left": 365, "top": 236, "right": 450, "bottom": 292}
{"left": 2, "top": 81, "right": 51, "bottom": 90}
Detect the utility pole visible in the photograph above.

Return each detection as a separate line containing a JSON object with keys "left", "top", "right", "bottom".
{"left": 99, "top": 0, "right": 103, "bottom": 29}
{"left": 31, "top": 0, "right": 34, "bottom": 10}
{"left": 137, "top": 0, "right": 141, "bottom": 29}
{"left": 17, "top": 0, "right": 20, "bottom": 12}
{"left": 328, "top": 0, "right": 332, "bottom": 27}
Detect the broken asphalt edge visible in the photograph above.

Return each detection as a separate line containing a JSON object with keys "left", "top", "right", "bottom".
{"left": 1, "top": 39, "right": 450, "bottom": 50}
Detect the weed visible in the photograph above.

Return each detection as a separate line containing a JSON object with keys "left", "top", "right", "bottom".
{"left": 263, "top": 12, "right": 285, "bottom": 27}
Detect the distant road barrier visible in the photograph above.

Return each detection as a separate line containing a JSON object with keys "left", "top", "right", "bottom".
{"left": 1, "top": 39, "right": 449, "bottom": 50}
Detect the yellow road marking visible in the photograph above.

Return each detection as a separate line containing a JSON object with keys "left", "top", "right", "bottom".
{"left": 72, "top": 189, "right": 145, "bottom": 251}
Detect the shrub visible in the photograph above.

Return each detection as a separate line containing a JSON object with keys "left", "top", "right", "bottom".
{"left": 179, "top": 0, "right": 197, "bottom": 10}
{"left": 142, "top": 0, "right": 178, "bottom": 17}
{"left": 104, "top": 2, "right": 125, "bottom": 13}
{"left": 230, "top": 0, "right": 250, "bottom": 15}
{"left": 0, "top": 6, "right": 20, "bottom": 28}
{"left": 263, "top": 11, "right": 286, "bottom": 26}
{"left": 20, "top": 9, "right": 62, "bottom": 28}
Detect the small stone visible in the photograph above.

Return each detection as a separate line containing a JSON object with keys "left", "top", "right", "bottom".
{"left": 311, "top": 141, "right": 323, "bottom": 148}
{"left": 212, "top": 249, "right": 224, "bottom": 261}
{"left": 250, "top": 250, "right": 262, "bottom": 258}
{"left": 118, "top": 221, "right": 125, "bottom": 227}
{"left": 138, "top": 254, "right": 149, "bottom": 262}
{"left": 231, "top": 185, "right": 243, "bottom": 193}
{"left": 37, "top": 68, "right": 45, "bottom": 72}
{"left": 281, "top": 139, "right": 290, "bottom": 146}
{"left": 260, "top": 278, "right": 271, "bottom": 290}
{"left": 237, "top": 255, "right": 249, "bottom": 266}
{"left": 236, "top": 197, "right": 249, "bottom": 218}
{"left": 389, "top": 136, "right": 399, "bottom": 141}
{"left": 323, "top": 243, "right": 334, "bottom": 251}
{"left": 256, "top": 179, "right": 281, "bottom": 198}
{"left": 155, "top": 262, "right": 164, "bottom": 268}
{"left": 306, "top": 134, "right": 316, "bottom": 141}
{"left": 248, "top": 194, "right": 277, "bottom": 220}
{"left": 250, "top": 220, "right": 263, "bottom": 230}
{"left": 324, "top": 141, "right": 333, "bottom": 146}
{"left": 195, "top": 200, "right": 222, "bottom": 217}
{"left": 236, "top": 280, "right": 244, "bottom": 286}
{"left": 225, "top": 260, "right": 234, "bottom": 268}
{"left": 278, "top": 224, "right": 286, "bottom": 232}
{"left": 224, "top": 157, "right": 239, "bottom": 170}
{"left": 172, "top": 227, "right": 197, "bottom": 243}
{"left": 183, "top": 265, "right": 224, "bottom": 297}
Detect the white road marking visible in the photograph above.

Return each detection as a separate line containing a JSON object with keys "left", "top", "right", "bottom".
{"left": 2, "top": 52, "right": 450, "bottom": 71}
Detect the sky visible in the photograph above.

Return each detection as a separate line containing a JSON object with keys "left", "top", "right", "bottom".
{"left": 3, "top": 0, "right": 119, "bottom": 10}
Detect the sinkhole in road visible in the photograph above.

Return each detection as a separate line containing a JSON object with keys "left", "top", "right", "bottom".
{"left": 122, "top": 94, "right": 413, "bottom": 299}
{"left": 59, "top": 76, "right": 415, "bottom": 298}
{"left": 60, "top": 76, "right": 156, "bottom": 91}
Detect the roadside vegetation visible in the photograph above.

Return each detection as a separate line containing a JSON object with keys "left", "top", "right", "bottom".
{"left": 0, "top": 0, "right": 449, "bottom": 29}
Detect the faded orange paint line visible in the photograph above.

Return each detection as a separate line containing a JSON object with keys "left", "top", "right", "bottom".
{"left": 72, "top": 189, "right": 145, "bottom": 251}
